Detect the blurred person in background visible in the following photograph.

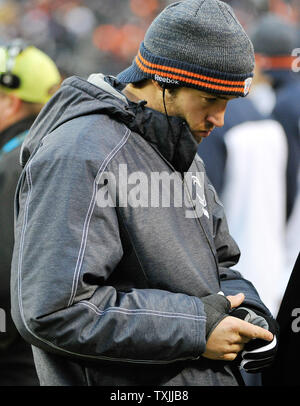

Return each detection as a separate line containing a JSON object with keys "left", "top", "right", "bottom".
{"left": 197, "top": 4, "right": 299, "bottom": 386}
{"left": 197, "top": 93, "right": 288, "bottom": 387}
{"left": 9, "top": 0, "right": 278, "bottom": 387}
{"left": 199, "top": 9, "right": 300, "bottom": 316}
{"left": 198, "top": 96, "right": 288, "bottom": 318}
{"left": 0, "top": 39, "right": 61, "bottom": 385}
{"left": 245, "top": 0, "right": 300, "bottom": 387}
{"left": 250, "top": 12, "right": 300, "bottom": 299}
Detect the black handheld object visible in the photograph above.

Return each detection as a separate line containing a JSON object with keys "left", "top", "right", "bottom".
{"left": 230, "top": 306, "right": 279, "bottom": 373}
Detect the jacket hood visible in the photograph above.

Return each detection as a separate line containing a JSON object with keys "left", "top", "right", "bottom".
{"left": 21, "top": 73, "right": 198, "bottom": 173}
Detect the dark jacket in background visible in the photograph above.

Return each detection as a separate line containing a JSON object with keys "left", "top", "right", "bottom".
{"left": 262, "top": 253, "right": 300, "bottom": 386}
{"left": 271, "top": 78, "right": 300, "bottom": 220}
{"left": 198, "top": 74, "right": 300, "bottom": 222}
{"left": 197, "top": 96, "right": 266, "bottom": 196}
{"left": 0, "top": 116, "right": 39, "bottom": 386}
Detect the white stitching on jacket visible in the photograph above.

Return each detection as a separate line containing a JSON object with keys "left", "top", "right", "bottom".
{"left": 78, "top": 300, "right": 207, "bottom": 321}
{"left": 67, "top": 128, "right": 131, "bottom": 307}
{"left": 17, "top": 161, "right": 34, "bottom": 332}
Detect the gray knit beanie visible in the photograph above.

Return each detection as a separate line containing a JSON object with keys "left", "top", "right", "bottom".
{"left": 117, "top": 0, "right": 255, "bottom": 97}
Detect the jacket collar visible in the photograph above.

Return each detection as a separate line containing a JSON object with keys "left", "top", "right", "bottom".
{"left": 105, "top": 76, "right": 198, "bottom": 174}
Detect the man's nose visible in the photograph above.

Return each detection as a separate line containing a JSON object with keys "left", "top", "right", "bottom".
{"left": 206, "top": 108, "right": 226, "bottom": 128}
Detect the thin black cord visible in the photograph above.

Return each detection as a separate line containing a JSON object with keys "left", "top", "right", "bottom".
{"left": 162, "top": 86, "right": 176, "bottom": 138}
{"left": 162, "top": 86, "right": 171, "bottom": 126}
{"left": 162, "top": 85, "right": 183, "bottom": 152}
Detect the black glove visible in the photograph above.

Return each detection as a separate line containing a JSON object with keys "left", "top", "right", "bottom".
{"left": 230, "top": 306, "right": 279, "bottom": 373}
{"left": 201, "top": 293, "right": 231, "bottom": 339}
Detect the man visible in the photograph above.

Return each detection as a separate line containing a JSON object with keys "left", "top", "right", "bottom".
{"left": 10, "top": 1, "right": 278, "bottom": 386}
{"left": 0, "top": 40, "right": 61, "bottom": 385}
{"left": 197, "top": 93, "right": 288, "bottom": 318}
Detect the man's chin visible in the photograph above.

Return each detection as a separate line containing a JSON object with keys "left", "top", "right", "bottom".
{"left": 192, "top": 131, "right": 211, "bottom": 144}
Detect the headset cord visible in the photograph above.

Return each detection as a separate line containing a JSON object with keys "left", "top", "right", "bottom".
{"left": 162, "top": 85, "right": 184, "bottom": 158}
{"left": 162, "top": 86, "right": 173, "bottom": 132}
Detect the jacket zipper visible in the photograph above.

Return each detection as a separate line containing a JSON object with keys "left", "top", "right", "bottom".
{"left": 145, "top": 142, "right": 220, "bottom": 284}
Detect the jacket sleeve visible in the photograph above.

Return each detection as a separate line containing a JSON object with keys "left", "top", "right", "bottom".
{"left": 207, "top": 178, "right": 272, "bottom": 317}
{"left": 11, "top": 137, "right": 208, "bottom": 365}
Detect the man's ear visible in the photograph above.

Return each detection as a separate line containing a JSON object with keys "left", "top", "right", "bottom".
{"left": 152, "top": 79, "right": 165, "bottom": 92}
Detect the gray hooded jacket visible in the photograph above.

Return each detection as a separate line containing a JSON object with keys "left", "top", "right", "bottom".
{"left": 10, "top": 74, "right": 271, "bottom": 386}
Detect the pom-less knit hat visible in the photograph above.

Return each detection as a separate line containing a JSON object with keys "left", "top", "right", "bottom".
{"left": 117, "top": 0, "right": 255, "bottom": 97}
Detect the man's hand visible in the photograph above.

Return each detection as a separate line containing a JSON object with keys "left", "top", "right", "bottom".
{"left": 202, "top": 293, "right": 273, "bottom": 361}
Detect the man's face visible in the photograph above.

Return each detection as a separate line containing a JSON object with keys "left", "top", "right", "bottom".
{"left": 166, "top": 87, "right": 236, "bottom": 143}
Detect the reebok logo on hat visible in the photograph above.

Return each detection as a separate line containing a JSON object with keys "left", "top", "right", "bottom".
{"left": 154, "top": 74, "right": 179, "bottom": 85}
